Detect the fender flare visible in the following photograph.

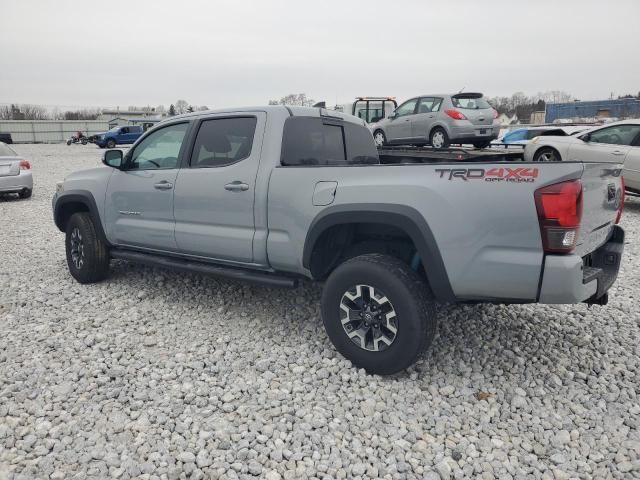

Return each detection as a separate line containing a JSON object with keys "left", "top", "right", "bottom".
{"left": 53, "top": 189, "right": 110, "bottom": 246}
{"left": 302, "top": 203, "right": 455, "bottom": 302}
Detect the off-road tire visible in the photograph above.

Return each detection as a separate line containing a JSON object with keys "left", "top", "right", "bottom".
{"left": 321, "top": 254, "right": 437, "bottom": 375}
{"left": 65, "top": 212, "right": 110, "bottom": 284}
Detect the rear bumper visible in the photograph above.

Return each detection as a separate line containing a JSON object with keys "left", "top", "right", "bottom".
{"left": 538, "top": 225, "right": 624, "bottom": 304}
{"left": 449, "top": 124, "right": 500, "bottom": 142}
{"left": 0, "top": 170, "right": 33, "bottom": 193}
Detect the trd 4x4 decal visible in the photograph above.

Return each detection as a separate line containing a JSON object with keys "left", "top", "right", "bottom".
{"left": 435, "top": 167, "right": 539, "bottom": 183}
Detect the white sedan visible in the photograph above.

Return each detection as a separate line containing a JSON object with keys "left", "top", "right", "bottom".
{"left": 523, "top": 120, "right": 640, "bottom": 193}
{"left": 0, "top": 142, "right": 33, "bottom": 199}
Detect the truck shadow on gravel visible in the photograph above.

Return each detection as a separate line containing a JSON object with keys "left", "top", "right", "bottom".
{"left": 107, "top": 261, "right": 601, "bottom": 382}
{"left": 623, "top": 196, "right": 640, "bottom": 213}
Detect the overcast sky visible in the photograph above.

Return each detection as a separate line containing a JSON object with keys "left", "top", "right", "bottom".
{"left": 2, "top": 0, "right": 639, "bottom": 110}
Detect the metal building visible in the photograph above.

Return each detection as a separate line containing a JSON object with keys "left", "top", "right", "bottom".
{"left": 0, "top": 120, "right": 110, "bottom": 143}
{"left": 545, "top": 98, "right": 640, "bottom": 123}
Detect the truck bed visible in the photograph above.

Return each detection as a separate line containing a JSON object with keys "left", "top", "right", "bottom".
{"left": 377, "top": 144, "right": 525, "bottom": 163}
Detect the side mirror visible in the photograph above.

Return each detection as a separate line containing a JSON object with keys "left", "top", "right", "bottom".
{"left": 103, "top": 149, "right": 123, "bottom": 169}
{"left": 580, "top": 133, "right": 591, "bottom": 142}
{"left": 388, "top": 112, "right": 397, "bottom": 120}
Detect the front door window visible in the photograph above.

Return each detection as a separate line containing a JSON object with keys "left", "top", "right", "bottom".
{"left": 128, "top": 123, "right": 189, "bottom": 170}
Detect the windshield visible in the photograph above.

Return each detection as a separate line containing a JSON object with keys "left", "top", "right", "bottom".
{"left": 451, "top": 96, "right": 491, "bottom": 110}
{"left": 0, "top": 143, "right": 17, "bottom": 156}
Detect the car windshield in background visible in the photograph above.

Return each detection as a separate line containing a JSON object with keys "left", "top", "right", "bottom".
{"left": 451, "top": 96, "right": 491, "bottom": 109}
{"left": 0, "top": 143, "right": 17, "bottom": 156}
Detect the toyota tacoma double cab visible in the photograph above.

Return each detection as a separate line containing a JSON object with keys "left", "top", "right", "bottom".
{"left": 52, "top": 106, "right": 625, "bottom": 375}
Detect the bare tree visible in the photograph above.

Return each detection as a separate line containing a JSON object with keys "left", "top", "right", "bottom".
{"left": 268, "top": 93, "right": 315, "bottom": 107}
{"left": 0, "top": 104, "right": 49, "bottom": 120}
{"left": 63, "top": 108, "right": 100, "bottom": 120}
{"left": 175, "top": 100, "right": 189, "bottom": 115}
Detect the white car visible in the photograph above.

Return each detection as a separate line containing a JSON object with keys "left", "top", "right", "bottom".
{"left": 523, "top": 120, "right": 640, "bottom": 193}
{"left": 0, "top": 142, "right": 33, "bottom": 199}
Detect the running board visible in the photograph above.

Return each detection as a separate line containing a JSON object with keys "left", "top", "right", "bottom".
{"left": 110, "top": 250, "right": 299, "bottom": 288}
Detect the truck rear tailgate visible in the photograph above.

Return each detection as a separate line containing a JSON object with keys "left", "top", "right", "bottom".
{"left": 574, "top": 162, "right": 624, "bottom": 257}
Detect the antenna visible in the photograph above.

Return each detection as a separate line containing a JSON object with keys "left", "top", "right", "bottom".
{"left": 458, "top": 87, "right": 465, "bottom": 93}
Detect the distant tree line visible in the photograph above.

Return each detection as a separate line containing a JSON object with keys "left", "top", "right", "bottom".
{"left": 268, "top": 93, "right": 315, "bottom": 107}
{"left": 166, "top": 100, "right": 208, "bottom": 116}
{"left": 487, "top": 90, "right": 640, "bottom": 122}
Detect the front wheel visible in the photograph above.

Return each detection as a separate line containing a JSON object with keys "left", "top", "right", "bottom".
{"left": 373, "top": 130, "right": 387, "bottom": 147}
{"left": 430, "top": 128, "right": 450, "bottom": 149}
{"left": 66, "top": 140, "right": 72, "bottom": 146}
{"left": 81, "top": 138, "right": 88, "bottom": 145}
{"left": 321, "top": 254, "right": 437, "bottom": 375}
{"left": 106, "top": 139, "right": 116, "bottom": 149}
{"left": 65, "top": 212, "right": 110, "bottom": 284}
{"left": 18, "top": 188, "right": 32, "bottom": 199}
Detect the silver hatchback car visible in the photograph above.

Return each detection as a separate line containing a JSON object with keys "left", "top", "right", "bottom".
{"left": 370, "top": 93, "right": 499, "bottom": 149}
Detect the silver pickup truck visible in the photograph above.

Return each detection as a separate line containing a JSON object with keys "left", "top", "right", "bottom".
{"left": 52, "top": 106, "right": 625, "bottom": 374}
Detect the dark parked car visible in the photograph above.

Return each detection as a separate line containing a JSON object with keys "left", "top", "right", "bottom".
{"left": 0, "top": 133, "right": 13, "bottom": 144}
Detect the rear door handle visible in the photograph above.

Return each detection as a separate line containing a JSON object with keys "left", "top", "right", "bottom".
{"left": 154, "top": 181, "right": 173, "bottom": 190}
{"left": 224, "top": 181, "right": 249, "bottom": 192}
{"left": 612, "top": 150, "right": 625, "bottom": 156}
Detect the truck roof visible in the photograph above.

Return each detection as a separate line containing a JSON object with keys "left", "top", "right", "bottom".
{"left": 167, "top": 105, "right": 366, "bottom": 126}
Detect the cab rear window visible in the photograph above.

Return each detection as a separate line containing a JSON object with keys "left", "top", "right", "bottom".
{"left": 281, "top": 116, "right": 379, "bottom": 166}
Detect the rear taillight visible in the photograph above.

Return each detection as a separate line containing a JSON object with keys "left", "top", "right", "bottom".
{"left": 19, "top": 160, "right": 31, "bottom": 170}
{"left": 616, "top": 176, "right": 624, "bottom": 224}
{"left": 492, "top": 109, "right": 499, "bottom": 119}
{"left": 444, "top": 109, "right": 467, "bottom": 121}
{"left": 534, "top": 179, "right": 583, "bottom": 253}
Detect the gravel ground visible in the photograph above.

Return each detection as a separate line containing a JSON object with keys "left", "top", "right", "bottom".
{"left": 1, "top": 144, "right": 639, "bottom": 480}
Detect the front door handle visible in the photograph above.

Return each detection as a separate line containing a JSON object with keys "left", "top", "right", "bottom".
{"left": 154, "top": 181, "right": 173, "bottom": 190}
{"left": 612, "top": 150, "right": 625, "bottom": 156}
{"left": 224, "top": 181, "right": 249, "bottom": 192}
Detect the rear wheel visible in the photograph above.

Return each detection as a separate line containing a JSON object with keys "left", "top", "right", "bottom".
{"left": 321, "top": 254, "right": 437, "bottom": 375}
{"left": 18, "top": 188, "right": 32, "bottom": 199}
{"left": 472, "top": 140, "right": 491, "bottom": 149}
{"left": 65, "top": 212, "right": 110, "bottom": 284}
{"left": 106, "top": 139, "right": 116, "bottom": 149}
{"left": 430, "top": 128, "right": 449, "bottom": 149}
{"left": 373, "top": 130, "right": 387, "bottom": 147}
{"left": 533, "top": 147, "right": 560, "bottom": 162}
{"left": 81, "top": 138, "right": 88, "bottom": 145}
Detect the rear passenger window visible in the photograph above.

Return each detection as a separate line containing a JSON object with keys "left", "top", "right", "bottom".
{"left": 281, "top": 117, "right": 378, "bottom": 166}
{"left": 190, "top": 117, "right": 257, "bottom": 168}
